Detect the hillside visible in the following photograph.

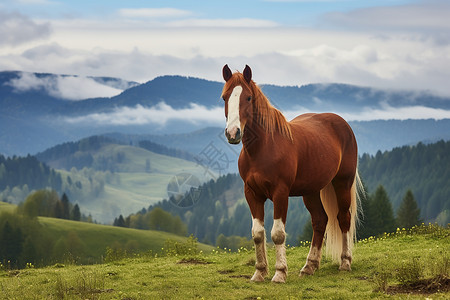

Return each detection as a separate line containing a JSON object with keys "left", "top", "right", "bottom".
{"left": 35, "top": 137, "right": 215, "bottom": 223}
{"left": 0, "top": 202, "right": 213, "bottom": 266}
{"left": 1, "top": 224, "right": 448, "bottom": 299}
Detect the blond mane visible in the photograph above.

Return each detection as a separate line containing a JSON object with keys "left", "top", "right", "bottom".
{"left": 222, "top": 73, "right": 293, "bottom": 141}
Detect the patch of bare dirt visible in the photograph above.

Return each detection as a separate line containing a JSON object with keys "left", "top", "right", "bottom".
{"left": 177, "top": 258, "right": 211, "bottom": 265}
{"left": 387, "top": 275, "right": 449, "bottom": 295}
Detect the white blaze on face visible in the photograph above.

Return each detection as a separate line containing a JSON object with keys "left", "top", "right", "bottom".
{"left": 226, "top": 85, "right": 242, "bottom": 139}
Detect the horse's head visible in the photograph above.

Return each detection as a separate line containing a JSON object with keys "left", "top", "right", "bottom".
{"left": 221, "top": 64, "right": 254, "bottom": 144}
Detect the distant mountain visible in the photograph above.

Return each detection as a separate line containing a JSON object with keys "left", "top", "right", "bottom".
{"left": 1, "top": 70, "right": 450, "bottom": 156}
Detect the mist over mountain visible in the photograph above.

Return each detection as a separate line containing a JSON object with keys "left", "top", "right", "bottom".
{"left": 1, "top": 70, "right": 449, "bottom": 157}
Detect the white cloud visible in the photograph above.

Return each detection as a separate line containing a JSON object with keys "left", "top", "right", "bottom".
{"left": 283, "top": 104, "right": 450, "bottom": 122}
{"left": 118, "top": 8, "right": 192, "bottom": 19}
{"left": 1, "top": 1, "right": 450, "bottom": 98}
{"left": 8, "top": 72, "right": 124, "bottom": 100}
{"left": 0, "top": 11, "right": 51, "bottom": 46}
{"left": 64, "top": 103, "right": 224, "bottom": 126}
{"left": 325, "top": 1, "right": 450, "bottom": 31}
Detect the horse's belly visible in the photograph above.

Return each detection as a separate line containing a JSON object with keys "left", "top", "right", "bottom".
{"left": 290, "top": 169, "right": 337, "bottom": 196}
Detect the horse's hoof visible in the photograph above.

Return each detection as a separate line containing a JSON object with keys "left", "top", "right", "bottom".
{"left": 271, "top": 270, "right": 287, "bottom": 283}
{"left": 299, "top": 265, "right": 315, "bottom": 276}
{"left": 251, "top": 270, "right": 266, "bottom": 282}
{"left": 339, "top": 259, "right": 351, "bottom": 271}
{"left": 299, "top": 271, "right": 312, "bottom": 277}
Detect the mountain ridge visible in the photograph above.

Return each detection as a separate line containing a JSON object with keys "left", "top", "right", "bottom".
{"left": 1, "top": 70, "right": 450, "bottom": 156}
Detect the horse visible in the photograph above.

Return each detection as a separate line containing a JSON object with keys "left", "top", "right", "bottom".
{"left": 220, "top": 64, "right": 362, "bottom": 283}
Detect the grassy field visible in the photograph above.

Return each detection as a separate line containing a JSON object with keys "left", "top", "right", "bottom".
{"left": 1, "top": 224, "right": 448, "bottom": 299}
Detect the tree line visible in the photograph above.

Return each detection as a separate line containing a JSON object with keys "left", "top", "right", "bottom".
{"left": 0, "top": 154, "right": 63, "bottom": 195}
{"left": 36, "top": 135, "right": 125, "bottom": 172}
{"left": 138, "top": 140, "right": 196, "bottom": 162}
{"left": 17, "top": 189, "right": 83, "bottom": 221}
{"left": 113, "top": 207, "right": 187, "bottom": 236}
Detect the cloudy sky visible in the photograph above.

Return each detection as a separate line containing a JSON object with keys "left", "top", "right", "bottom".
{"left": 1, "top": 0, "right": 450, "bottom": 97}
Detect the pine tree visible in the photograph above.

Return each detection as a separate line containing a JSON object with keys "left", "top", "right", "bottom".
{"left": 61, "top": 193, "right": 70, "bottom": 220}
{"left": 396, "top": 190, "right": 421, "bottom": 229}
{"left": 369, "top": 185, "right": 396, "bottom": 236}
{"left": 71, "top": 204, "right": 81, "bottom": 221}
{"left": 114, "top": 215, "right": 126, "bottom": 227}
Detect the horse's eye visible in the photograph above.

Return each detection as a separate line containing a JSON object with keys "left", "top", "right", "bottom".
{"left": 247, "top": 96, "right": 252, "bottom": 102}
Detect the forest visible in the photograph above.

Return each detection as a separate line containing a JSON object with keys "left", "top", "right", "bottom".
{"left": 359, "top": 140, "right": 449, "bottom": 222}
{"left": 35, "top": 135, "right": 124, "bottom": 171}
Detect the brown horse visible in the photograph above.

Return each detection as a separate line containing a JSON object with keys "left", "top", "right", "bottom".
{"left": 221, "top": 65, "right": 362, "bottom": 283}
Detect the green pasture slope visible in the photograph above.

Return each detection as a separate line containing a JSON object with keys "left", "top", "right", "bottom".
{"left": 1, "top": 223, "right": 448, "bottom": 299}
{"left": 0, "top": 202, "right": 213, "bottom": 262}
{"left": 56, "top": 143, "right": 214, "bottom": 223}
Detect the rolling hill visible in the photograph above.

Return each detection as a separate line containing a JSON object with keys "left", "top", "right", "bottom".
{"left": 33, "top": 136, "right": 215, "bottom": 223}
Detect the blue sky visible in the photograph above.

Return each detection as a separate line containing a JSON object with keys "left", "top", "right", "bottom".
{"left": 1, "top": 0, "right": 450, "bottom": 97}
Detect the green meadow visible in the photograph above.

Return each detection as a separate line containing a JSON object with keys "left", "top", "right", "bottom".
{"left": 1, "top": 222, "right": 448, "bottom": 299}
{"left": 55, "top": 143, "right": 214, "bottom": 223}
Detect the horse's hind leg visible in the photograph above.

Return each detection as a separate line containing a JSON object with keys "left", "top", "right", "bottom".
{"left": 300, "top": 192, "right": 328, "bottom": 276}
{"left": 333, "top": 179, "right": 354, "bottom": 271}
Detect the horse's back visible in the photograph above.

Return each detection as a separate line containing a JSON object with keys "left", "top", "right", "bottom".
{"left": 289, "top": 112, "right": 358, "bottom": 184}
{"left": 290, "top": 113, "right": 356, "bottom": 146}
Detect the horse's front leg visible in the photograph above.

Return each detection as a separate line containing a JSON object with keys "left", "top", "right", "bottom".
{"left": 251, "top": 217, "right": 268, "bottom": 281}
{"left": 271, "top": 190, "right": 289, "bottom": 283}
{"left": 245, "top": 186, "right": 268, "bottom": 282}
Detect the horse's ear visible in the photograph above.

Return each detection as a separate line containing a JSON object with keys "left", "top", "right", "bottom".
{"left": 223, "top": 64, "right": 232, "bottom": 82}
{"left": 243, "top": 65, "right": 252, "bottom": 83}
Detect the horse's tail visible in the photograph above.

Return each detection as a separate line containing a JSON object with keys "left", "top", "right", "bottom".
{"left": 320, "top": 171, "right": 363, "bottom": 263}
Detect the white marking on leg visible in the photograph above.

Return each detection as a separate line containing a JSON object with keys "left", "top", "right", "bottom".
{"left": 339, "top": 232, "right": 352, "bottom": 271}
{"left": 251, "top": 218, "right": 268, "bottom": 281}
{"left": 226, "top": 85, "right": 242, "bottom": 139}
{"left": 300, "top": 246, "right": 322, "bottom": 276}
{"left": 271, "top": 218, "right": 287, "bottom": 283}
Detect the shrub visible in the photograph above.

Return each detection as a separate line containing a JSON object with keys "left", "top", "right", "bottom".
{"left": 395, "top": 257, "right": 424, "bottom": 285}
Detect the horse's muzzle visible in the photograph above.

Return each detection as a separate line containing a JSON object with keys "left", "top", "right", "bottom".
{"left": 225, "top": 127, "right": 241, "bottom": 144}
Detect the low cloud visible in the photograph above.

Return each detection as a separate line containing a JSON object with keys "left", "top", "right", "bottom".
{"left": 284, "top": 104, "right": 450, "bottom": 122}
{"left": 8, "top": 72, "right": 123, "bottom": 100}
{"left": 64, "top": 103, "right": 224, "bottom": 126}
{"left": 0, "top": 11, "right": 51, "bottom": 46}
